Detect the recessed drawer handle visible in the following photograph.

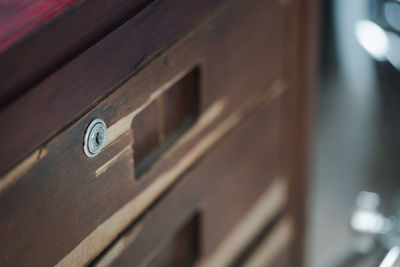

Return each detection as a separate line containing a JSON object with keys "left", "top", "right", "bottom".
{"left": 133, "top": 67, "right": 199, "bottom": 179}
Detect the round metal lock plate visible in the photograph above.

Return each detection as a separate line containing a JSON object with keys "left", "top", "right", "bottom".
{"left": 83, "top": 118, "right": 107, "bottom": 157}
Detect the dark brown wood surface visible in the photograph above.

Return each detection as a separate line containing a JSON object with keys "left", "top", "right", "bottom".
{"left": 284, "top": 0, "right": 319, "bottom": 266}
{"left": 0, "top": 0, "right": 226, "bottom": 177}
{"left": 0, "top": 0, "right": 224, "bottom": 108}
{"left": 0, "top": 0, "right": 147, "bottom": 105}
{"left": 0, "top": 0, "right": 77, "bottom": 52}
{"left": 0, "top": 0, "right": 286, "bottom": 265}
{"left": 133, "top": 68, "right": 199, "bottom": 178}
{"left": 92, "top": 93, "right": 284, "bottom": 267}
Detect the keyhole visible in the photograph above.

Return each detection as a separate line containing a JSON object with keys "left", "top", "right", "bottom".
{"left": 83, "top": 118, "right": 107, "bottom": 157}
{"left": 96, "top": 131, "right": 103, "bottom": 146}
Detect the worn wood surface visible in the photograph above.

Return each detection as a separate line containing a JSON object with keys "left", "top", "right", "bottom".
{"left": 57, "top": 77, "right": 285, "bottom": 267}
{"left": 0, "top": 0, "right": 77, "bottom": 51}
{"left": 0, "top": 0, "right": 148, "bottom": 105}
{"left": 284, "top": 0, "right": 319, "bottom": 266}
{"left": 199, "top": 179, "right": 287, "bottom": 267}
{"left": 91, "top": 93, "right": 285, "bottom": 267}
{"left": 132, "top": 68, "right": 199, "bottom": 178}
{"left": 0, "top": 0, "right": 225, "bottom": 109}
{"left": 242, "top": 218, "right": 292, "bottom": 267}
{"left": 0, "top": 0, "right": 286, "bottom": 265}
{"left": 0, "top": 0, "right": 231, "bottom": 176}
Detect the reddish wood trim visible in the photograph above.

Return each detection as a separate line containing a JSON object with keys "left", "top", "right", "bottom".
{"left": 0, "top": 0, "right": 151, "bottom": 105}
{"left": 0, "top": 0, "right": 77, "bottom": 51}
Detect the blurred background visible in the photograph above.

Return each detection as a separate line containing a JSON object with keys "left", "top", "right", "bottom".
{"left": 307, "top": 0, "right": 400, "bottom": 266}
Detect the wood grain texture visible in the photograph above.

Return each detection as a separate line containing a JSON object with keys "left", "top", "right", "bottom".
{"left": 57, "top": 77, "right": 285, "bottom": 267}
{"left": 284, "top": 0, "right": 319, "bottom": 266}
{"left": 0, "top": 0, "right": 229, "bottom": 175}
{"left": 0, "top": 0, "right": 286, "bottom": 264}
{"left": 0, "top": 0, "right": 150, "bottom": 106}
{"left": 137, "top": 213, "right": 200, "bottom": 267}
{"left": 199, "top": 179, "right": 288, "bottom": 267}
{"left": 242, "top": 218, "right": 292, "bottom": 267}
{"left": 56, "top": 100, "right": 225, "bottom": 267}
{"left": 133, "top": 68, "right": 199, "bottom": 178}
{"left": 0, "top": 0, "right": 77, "bottom": 51}
{"left": 91, "top": 94, "right": 285, "bottom": 267}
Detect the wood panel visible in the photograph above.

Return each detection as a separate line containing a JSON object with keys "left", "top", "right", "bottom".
{"left": 0, "top": 0, "right": 230, "bottom": 176}
{"left": 0, "top": 0, "right": 223, "bottom": 108}
{"left": 0, "top": 0, "right": 77, "bottom": 51}
{"left": 284, "top": 0, "right": 319, "bottom": 266}
{"left": 0, "top": 0, "right": 286, "bottom": 264}
{"left": 91, "top": 93, "right": 285, "bottom": 267}
{"left": 57, "top": 78, "right": 285, "bottom": 267}
{"left": 241, "top": 218, "right": 292, "bottom": 267}
{"left": 133, "top": 68, "right": 199, "bottom": 178}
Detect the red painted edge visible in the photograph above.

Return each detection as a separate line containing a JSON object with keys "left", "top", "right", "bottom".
{"left": 0, "top": 0, "right": 78, "bottom": 52}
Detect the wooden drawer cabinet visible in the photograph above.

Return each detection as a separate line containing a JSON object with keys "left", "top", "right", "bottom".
{"left": 0, "top": 0, "right": 317, "bottom": 266}
{"left": 91, "top": 90, "right": 285, "bottom": 267}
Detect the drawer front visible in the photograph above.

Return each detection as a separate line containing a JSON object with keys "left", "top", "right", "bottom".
{"left": 0, "top": 0, "right": 227, "bottom": 177}
{"left": 0, "top": 0, "right": 286, "bottom": 266}
{"left": 91, "top": 91, "right": 286, "bottom": 267}
{"left": 237, "top": 220, "right": 292, "bottom": 267}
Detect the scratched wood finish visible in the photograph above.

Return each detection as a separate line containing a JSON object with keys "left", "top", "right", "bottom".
{"left": 0, "top": 0, "right": 286, "bottom": 266}
{"left": 0, "top": 0, "right": 228, "bottom": 177}
{"left": 0, "top": 0, "right": 77, "bottom": 51}
{"left": 0, "top": 0, "right": 225, "bottom": 108}
{"left": 133, "top": 68, "right": 199, "bottom": 178}
{"left": 0, "top": 0, "right": 147, "bottom": 105}
{"left": 242, "top": 219, "right": 291, "bottom": 267}
{"left": 91, "top": 95, "right": 285, "bottom": 267}
{"left": 56, "top": 76, "right": 286, "bottom": 267}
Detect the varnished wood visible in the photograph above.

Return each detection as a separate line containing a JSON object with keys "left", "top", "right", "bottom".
{"left": 0, "top": 0, "right": 317, "bottom": 265}
{"left": 242, "top": 218, "right": 292, "bottom": 267}
{"left": 199, "top": 179, "right": 288, "bottom": 267}
{"left": 57, "top": 77, "right": 285, "bottom": 267}
{"left": 0, "top": 1, "right": 286, "bottom": 264}
{"left": 90, "top": 93, "right": 285, "bottom": 267}
{"left": 133, "top": 68, "right": 199, "bottom": 178}
{"left": 284, "top": 0, "right": 319, "bottom": 266}
{"left": 0, "top": 0, "right": 223, "bottom": 108}
{"left": 0, "top": 0, "right": 230, "bottom": 177}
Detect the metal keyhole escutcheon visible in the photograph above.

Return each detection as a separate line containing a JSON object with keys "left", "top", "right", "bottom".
{"left": 83, "top": 118, "right": 107, "bottom": 157}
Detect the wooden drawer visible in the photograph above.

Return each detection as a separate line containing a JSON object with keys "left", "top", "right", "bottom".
{"left": 89, "top": 91, "right": 286, "bottom": 267}
{"left": 0, "top": 0, "right": 286, "bottom": 266}
{"left": 0, "top": 0, "right": 227, "bottom": 176}
{"left": 0, "top": 0, "right": 286, "bottom": 178}
{"left": 232, "top": 218, "right": 292, "bottom": 267}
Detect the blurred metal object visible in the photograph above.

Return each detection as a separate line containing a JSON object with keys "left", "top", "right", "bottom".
{"left": 379, "top": 246, "right": 400, "bottom": 267}
{"left": 355, "top": 20, "right": 388, "bottom": 60}
{"left": 351, "top": 191, "right": 393, "bottom": 235}
{"left": 351, "top": 191, "right": 400, "bottom": 267}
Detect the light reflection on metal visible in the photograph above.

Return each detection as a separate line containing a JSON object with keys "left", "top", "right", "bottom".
{"left": 355, "top": 20, "right": 388, "bottom": 60}
{"left": 355, "top": 19, "right": 400, "bottom": 71}
{"left": 386, "top": 32, "right": 400, "bottom": 70}
{"left": 379, "top": 246, "right": 400, "bottom": 267}
{"left": 351, "top": 191, "right": 393, "bottom": 235}
{"left": 351, "top": 191, "right": 400, "bottom": 267}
